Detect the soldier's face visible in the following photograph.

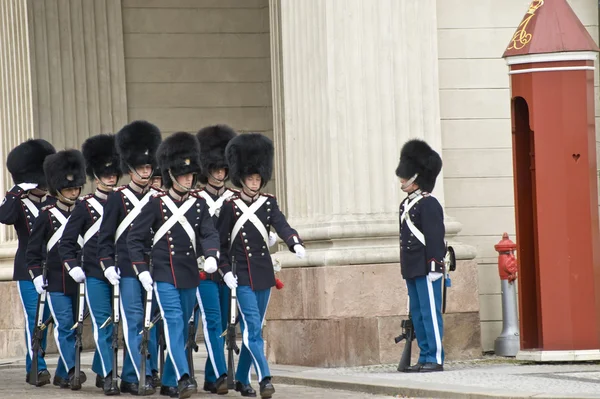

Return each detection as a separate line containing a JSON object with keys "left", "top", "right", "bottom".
{"left": 175, "top": 173, "right": 195, "bottom": 189}
{"left": 131, "top": 165, "right": 152, "bottom": 184}
{"left": 244, "top": 174, "right": 262, "bottom": 191}
{"left": 400, "top": 178, "right": 418, "bottom": 193}
{"left": 61, "top": 187, "right": 81, "bottom": 200}
{"left": 151, "top": 176, "right": 162, "bottom": 188}
{"left": 208, "top": 168, "right": 227, "bottom": 186}
{"left": 100, "top": 174, "right": 118, "bottom": 187}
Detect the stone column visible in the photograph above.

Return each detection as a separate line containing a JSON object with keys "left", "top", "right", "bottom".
{"left": 267, "top": 0, "right": 479, "bottom": 367}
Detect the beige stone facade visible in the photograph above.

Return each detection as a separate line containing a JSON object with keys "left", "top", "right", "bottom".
{"left": 0, "top": 0, "right": 598, "bottom": 363}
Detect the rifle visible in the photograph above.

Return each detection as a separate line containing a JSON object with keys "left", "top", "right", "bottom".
{"left": 185, "top": 303, "right": 200, "bottom": 386}
{"left": 139, "top": 253, "right": 154, "bottom": 395}
{"left": 156, "top": 312, "right": 166, "bottom": 380}
{"left": 28, "top": 258, "right": 50, "bottom": 386}
{"left": 100, "top": 261, "right": 121, "bottom": 392}
{"left": 224, "top": 257, "right": 239, "bottom": 389}
{"left": 71, "top": 249, "right": 86, "bottom": 390}
{"left": 394, "top": 315, "right": 416, "bottom": 372}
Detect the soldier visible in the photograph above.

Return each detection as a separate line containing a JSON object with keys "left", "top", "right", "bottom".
{"left": 0, "top": 139, "right": 56, "bottom": 386}
{"left": 27, "top": 149, "right": 87, "bottom": 388}
{"left": 217, "top": 133, "right": 306, "bottom": 398}
{"left": 195, "top": 124, "right": 238, "bottom": 395}
{"left": 395, "top": 139, "right": 445, "bottom": 373}
{"left": 128, "top": 132, "right": 220, "bottom": 399}
{"left": 97, "top": 121, "right": 162, "bottom": 395}
{"left": 58, "top": 134, "right": 122, "bottom": 395}
{"left": 151, "top": 167, "right": 163, "bottom": 190}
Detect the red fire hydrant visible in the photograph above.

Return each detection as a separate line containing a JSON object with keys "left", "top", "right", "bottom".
{"left": 494, "top": 232, "right": 518, "bottom": 283}
{"left": 493, "top": 232, "right": 520, "bottom": 356}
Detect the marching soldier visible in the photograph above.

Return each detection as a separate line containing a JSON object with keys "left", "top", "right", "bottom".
{"left": 97, "top": 121, "right": 162, "bottom": 395}
{"left": 59, "top": 134, "right": 122, "bottom": 395}
{"left": 27, "top": 149, "right": 88, "bottom": 388}
{"left": 151, "top": 167, "right": 163, "bottom": 190}
{"left": 128, "top": 132, "right": 221, "bottom": 399}
{"left": 217, "top": 133, "right": 306, "bottom": 398}
{"left": 0, "top": 139, "right": 56, "bottom": 386}
{"left": 195, "top": 124, "right": 238, "bottom": 395}
{"left": 396, "top": 139, "right": 445, "bottom": 373}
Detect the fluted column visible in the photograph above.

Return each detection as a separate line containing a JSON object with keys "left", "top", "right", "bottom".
{"left": 272, "top": 0, "right": 472, "bottom": 266}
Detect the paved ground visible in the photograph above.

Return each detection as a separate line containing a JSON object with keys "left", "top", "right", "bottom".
{"left": 2, "top": 349, "right": 600, "bottom": 398}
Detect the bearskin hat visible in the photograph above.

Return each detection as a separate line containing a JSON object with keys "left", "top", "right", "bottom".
{"left": 152, "top": 166, "right": 162, "bottom": 178}
{"left": 7, "top": 139, "right": 56, "bottom": 188}
{"left": 196, "top": 124, "right": 237, "bottom": 184}
{"left": 82, "top": 134, "right": 122, "bottom": 181}
{"left": 395, "top": 139, "right": 442, "bottom": 193}
{"left": 43, "top": 149, "right": 86, "bottom": 196}
{"left": 225, "top": 133, "right": 274, "bottom": 189}
{"left": 115, "top": 120, "right": 162, "bottom": 174}
{"left": 157, "top": 132, "right": 202, "bottom": 189}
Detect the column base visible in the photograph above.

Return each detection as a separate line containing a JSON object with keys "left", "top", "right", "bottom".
{"left": 517, "top": 350, "right": 600, "bottom": 362}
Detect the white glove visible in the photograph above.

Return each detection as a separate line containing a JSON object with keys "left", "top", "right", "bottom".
{"left": 428, "top": 272, "right": 443, "bottom": 282}
{"left": 33, "top": 275, "right": 45, "bottom": 294}
{"left": 104, "top": 266, "right": 121, "bottom": 286}
{"left": 18, "top": 183, "right": 38, "bottom": 191}
{"left": 69, "top": 267, "right": 86, "bottom": 283}
{"left": 203, "top": 257, "right": 217, "bottom": 274}
{"left": 268, "top": 232, "right": 278, "bottom": 247}
{"left": 138, "top": 271, "right": 154, "bottom": 292}
{"left": 223, "top": 272, "right": 238, "bottom": 290}
{"left": 293, "top": 244, "right": 306, "bottom": 259}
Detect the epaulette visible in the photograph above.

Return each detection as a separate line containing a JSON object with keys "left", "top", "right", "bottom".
{"left": 41, "top": 204, "right": 55, "bottom": 212}
{"left": 225, "top": 195, "right": 238, "bottom": 202}
{"left": 152, "top": 191, "right": 167, "bottom": 198}
{"left": 114, "top": 185, "right": 128, "bottom": 192}
{"left": 263, "top": 193, "right": 277, "bottom": 199}
{"left": 228, "top": 188, "right": 241, "bottom": 194}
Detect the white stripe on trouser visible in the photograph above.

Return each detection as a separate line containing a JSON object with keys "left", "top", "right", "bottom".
{"left": 17, "top": 283, "right": 34, "bottom": 360}
{"left": 154, "top": 284, "right": 181, "bottom": 381}
{"left": 86, "top": 286, "right": 107, "bottom": 377}
{"left": 237, "top": 303, "right": 262, "bottom": 382}
{"left": 47, "top": 295, "right": 70, "bottom": 372}
{"left": 196, "top": 289, "right": 218, "bottom": 377}
{"left": 120, "top": 300, "right": 141, "bottom": 380}
{"left": 426, "top": 277, "right": 442, "bottom": 364}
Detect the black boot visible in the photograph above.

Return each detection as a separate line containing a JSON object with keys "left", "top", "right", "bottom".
{"left": 68, "top": 369, "right": 87, "bottom": 391}
{"left": 120, "top": 381, "right": 139, "bottom": 395}
{"left": 235, "top": 381, "right": 257, "bottom": 397}
{"left": 214, "top": 374, "right": 228, "bottom": 395}
{"left": 160, "top": 385, "right": 179, "bottom": 397}
{"left": 420, "top": 362, "right": 443, "bottom": 372}
{"left": 96, "top": 374, "right": 105, "bottom": 389}
{"left": 26, "top": 369, "right": 51, "bottom": 387}
{"left": 259, "top": 377, "right": 275, "bottom": 399}
{"left": 203, "top": 381, "right": 217, "bottom": 393}
{"left": 137, "top": 378, "right": 157, "bottom": 396}
{"left": 177, "top": 375, "right": 196, "bottom": 399}
{"left": 403, "top": 363, "right": 424, "bottom": 373}
{"left": 103, "top": 374, "right": 120, "bottom": 396}
{"left": 152, "top": 370, "right": 162, "bottom": 388}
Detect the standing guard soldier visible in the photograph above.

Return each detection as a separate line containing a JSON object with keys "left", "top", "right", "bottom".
{"left": 97, "top": 121, "right": 162, "bottom": 395}
{"left": 195, "top": 124, "right": 238, "bottom": 395}
{"left": 59, "top": 134, "right": 122, "bottom": 395}
{"left": 217, "top": 133, "right": 306, "bottom": 398}
{"left": 1, "top": 139, "right": 56, "bottom": 386}
{"left": 128, "top": 132, "right": 221, "bottom": 399}
{"left": 395, "top": 139, "right": 445, "bottom": 373}
{"left": 27, "top": 149, "right": 88, "bottom": 388}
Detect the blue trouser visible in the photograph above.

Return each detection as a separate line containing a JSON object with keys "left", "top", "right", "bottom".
{"left": 120, "top": 277, "right": 158, "bottom": 384}
{"left": 197, "top": 280, "right": 228, "bottom": 383}
{"left": 18, "top": 280, "right": 50, "bottom": 374}
{"left": 85, "top": 277, "right": 114, "bottom": 378}
{"left": 406, "top": 275, "right": 444, "bottom": 365}
{"left": 235, "top": 287, "right": 271, "bottom": 384}
{"left": 155, "top": 282, "right": 196, "bottom": 388}
{"left": 47, "top": 292, "right": 78, "bottom": 379}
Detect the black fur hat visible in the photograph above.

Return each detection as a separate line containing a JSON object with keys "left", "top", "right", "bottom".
{"left": 395, "top": 139, "right": 442, "bottom": 193}
{"left": 82, "top": 134, "right": 122, "bottom": 181}
{"left": 225, "top": 133, "right": 274, "bottom": 189}
{"left": 196, "top": 124, "right": 237, "bottom": 184}
{"left": 115, "top": 120, "right": 162, "bottom": 174}
{"left": 7, "top": 139, "right": 56, "bottom": 188}
{"left": 157, "top": 132, "right": 202, "bottom": 189}
{"left": 152, "top": 166, "right": 162, "bottom": 178}
{"left": 43, "top": 149, "right": 86, "bottom": 196}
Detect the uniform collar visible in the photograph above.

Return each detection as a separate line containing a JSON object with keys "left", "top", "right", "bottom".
{"left": 168, "top": 188, "right": 188, "bottom": 202}
{"left": 128, "top": 180, "right": 149, "bottom": 195}
{"left": 56, "top": 200, "right": 75, "bottom": 213}
{"left": 27, "top": 192, "right": 46, "bottom": 203}
{"left": 205, "top": 183, "right": 226, "bottom": 197}
{"left": 408, "top": 189, "right": 423, "bottom": 200}
{"left": 94, "top": 188, "right": 110, "bottom": 201}
{"left": 240, "top": 190, "right": 260, "bottom": 203}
